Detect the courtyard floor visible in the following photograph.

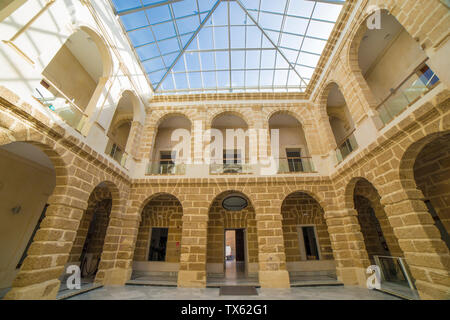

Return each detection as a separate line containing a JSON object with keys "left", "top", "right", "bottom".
{"left": 66, "top": 285, "right": 401, "bottom": 300}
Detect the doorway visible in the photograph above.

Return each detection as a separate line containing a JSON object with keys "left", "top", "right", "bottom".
{"left": 224, "top": 229, "right": 246, "bottom": 279}
{"left": 148, "top": 228, "right": 169, "bottom": 261}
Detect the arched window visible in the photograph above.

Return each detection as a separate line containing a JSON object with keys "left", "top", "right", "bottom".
{"left": 326, "top": 83, "right": 358, "bottom": 162}
{"left": 268, "top": 112, "right": 314, "bottom": 173}
{"left": 33, "top": 28, "right": 111, "bottom": 133}
{"left": 355, "top": 10, "right": 440, "bottom": 125}
{"left": 210, "top": 113, "right": 249, "bottom": 174}
{"left": 148, "top": 115, "right": 191, "bottom": 175}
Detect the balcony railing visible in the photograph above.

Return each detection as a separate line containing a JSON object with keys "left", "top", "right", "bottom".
{"left": 276, "top": 157, "right": 315, "bottom": 173}
{"left": 210, "top": 160, "right": 253, "bottom": 175}
{"left": 105, "top": 139, "right": 127, "bottom": 167}
{"left": 33, "top": 78, "right": 87, "bottom": 133}
{"left": 376, "top": 60, "right": 440, "bottom": 126}
{"left": 335, "top": 131, "right": 358, "bottom": 163}
{"left": 146, "top": 161, "right": 186, "bottom": 175}
{"left": 373, "top": 255, "right": 419, "bottom": 300}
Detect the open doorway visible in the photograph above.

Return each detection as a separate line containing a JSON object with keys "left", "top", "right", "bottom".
{"left": 148, "top": 228, "right": 169, "bottom": 262}
{"left": 224, "top": 229, "right": 245, "bottom": 279}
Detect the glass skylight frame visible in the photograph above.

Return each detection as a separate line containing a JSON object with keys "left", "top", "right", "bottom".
{"left": 111, "top": 0, "right": 345, "bottom": 95}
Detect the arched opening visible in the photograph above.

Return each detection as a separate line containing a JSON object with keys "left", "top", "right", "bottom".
{"left": 268, "top": 112, "right": 314, "bottom": 173}
{"left": 413, "top": 133, "right": 450, "bottom": 248}
{"left": 352, "top": 178, "right": 414, "bottom": 298}
{"left": 0, "top": 142, "right": 56, "bottom": 297}
{"left": 210, "top": 113, "right": 250, "bottom": 174}
{"left": 105, "top": 92, "right": 137, "bottom": 167}
{"left": 33, "top": 27, "right": 111, "bottom": 133}
{"left": 130, "top": 194, "right": 183, "bottom": 286}
{"left": 63, "top": 183, "right": 114, "bottom": 294}
{"left": 356, "top": 10, "right": 440, "bottom": 125}
{"left": 207, "top": 191, "right": 258, "bottom": 286}
{"left": 281, "top": 192, "right": 337, "bottom": 284}
{"left": 148, "top": 115, "right": 191, "bottom": 175}
{"left": 326, "top": 83, "right": 358, "bottom": 162}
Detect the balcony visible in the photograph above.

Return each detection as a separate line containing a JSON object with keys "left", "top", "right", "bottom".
{"left": 210, "top": 160, "right": 253, "bottom": 175}
{"left": 33, "top": 79, "right": 87, "bottom": 133}
{"left": 276, "top": 157, "right": 315, "bottom": 173}
{"left": 146, "top": 161, "right": 186, "bottom": 175}
{"left": 377, "top": 61, "right": 440, "bottom": 126}
{"left": 105, "top": 139, "right": 128, "bottom": 167}
{"left": 336, "top": 131, "right": 358, "bottom": 163}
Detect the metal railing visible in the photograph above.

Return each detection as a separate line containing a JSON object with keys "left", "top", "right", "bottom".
{"left": 275, "top": 157, "right": 315, "bottom": 173}
{"left": 146, "top": 161, "right": 186, "bottom": 175}
{"left": 210, "top": 160, "right": 253, "bottom": 175}
{"left": 105, "top": 139, "right": 128, "bottom": 167}
{"left": 376, "top": 60, "right": 440, "bottom": 126}
{"left": 373, "top": 255, "right": 420, "bottom": 300}
{"left": 33, "top": 78, "right": 87, "bottom": 132}
{"left": 335, "top": 130, "right": 358, "bottom": 163}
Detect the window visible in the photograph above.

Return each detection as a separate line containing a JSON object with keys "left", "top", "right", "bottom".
{"left": 286, "top": 148, "right": 303, "bottom": 172}
{"left": 16, "top": 204, "right": 48, "bottom": 269}
{"left": 223, "top": 149, "right": 242, "bottom": 173}
{"left": 298, "top": 226, "right": 320, "bottom": 261}
{"left": 418, "top": 65, "right": 439, "bottom": 88}
{"left": 148, "top": 228, "right": 169, "bottom": 262}
{"left": 159, "top": 151, "right": 175, "bottom": 174}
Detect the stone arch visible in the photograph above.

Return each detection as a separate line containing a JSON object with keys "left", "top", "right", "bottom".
{"left": 347, "top": 177, "right": 404, "bottom": 258}
{"left": 151, "top": 110, "right": 195, "bottom": 130}
{"left": 0, "top": 137, "right": 70, "bottom": 196}
{"left": 74, "top": 25, "right": 113, "bottom": 80}
{"left": 133, "top": 193, "right": 183, "bottom": 264}
{"left": 138, "top": 192, "right": 184, "bottom": 216}
{"left": 399, "top": 130, "right": 450, "bottom": 192}
{"left": 208, "top": 189, "right": 257, "bottom": 213}
{"left": 68, "top": 181, "right": 117, "bottom": 272}
{"left": 110, "top": 115, "right": 133, "bottom": 132}
{"left": 280, "top": 189, "right": 329, "bottom": 214}
{"left": 115, "top": 89, "right": 144, "bottom": 124}
{"left": 207, "top": 190, "right": 258, "bottom": 276}
{"left": 207, "top": 109, "right": 253, "bottom": 131}
{"left": 317, "top": 81, "right": 351, "bottom": 150}
{"left": 264, "top": 107, "right": 312, "bottom": 128}
{"left": 280, "top": 191, "right": 335, "bottom": 264}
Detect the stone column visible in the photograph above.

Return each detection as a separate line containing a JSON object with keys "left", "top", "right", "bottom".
{"left": 67, "top": 208, "right": 95, "bottom": 263}
{"left": 381, "top": 189, "right": 450, "bottom": 300}
{"left": 95, "top": 210, "right": 140, "bottom": 285}
{"left": 324, "top": 208, "right": 371, "bottom": 286}
{"left": 125, "top": 121, "right": 143, "bottom": 159}
{"left": 177, "top": 200, "right": 208, "bottom": 288}
{"left": 254, "top": 198, "right": 290, "bottom": 288}
{"left": 4, "top": 199, "right": 86, "bottom": 300}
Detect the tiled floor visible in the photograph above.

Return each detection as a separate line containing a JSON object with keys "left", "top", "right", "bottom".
{"left": 67, "top": 285, "right": 401, "bottom": 300}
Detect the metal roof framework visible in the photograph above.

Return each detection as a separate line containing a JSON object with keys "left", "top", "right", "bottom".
{"left": 111, "top": 0, "right": 345, "bottom": 95}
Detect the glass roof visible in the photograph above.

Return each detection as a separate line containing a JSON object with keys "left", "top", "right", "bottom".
{"left": 111, "top": 0, "right": 345, "bottom": 95}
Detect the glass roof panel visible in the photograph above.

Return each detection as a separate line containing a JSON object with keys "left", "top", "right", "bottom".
{"left": 112, "top": 0, "right": 345, "bottom": 94}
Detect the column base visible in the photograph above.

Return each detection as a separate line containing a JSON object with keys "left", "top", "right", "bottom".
{"left": 415, "top": 280, "right": 450, "bottom": 300}
{"left": 99, "top": 267, "right": 132, "bottom": 286}
{"left": 177, "top": 270, "right": 206, "bottom": 288}
{"left": 258, "top": 270, "right": 290, "bottom": 288}
{"left": 338, "top": 267, "right": 367, "bottom": 287}
{"left": 3, "top": 279, "right": 60, "bottom": 300}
